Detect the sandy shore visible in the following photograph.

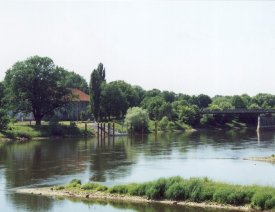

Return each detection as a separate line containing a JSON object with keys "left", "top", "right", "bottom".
{"left": 16, "top": 187, "right": 256, "bottom": 211}
{"left": 244, "top": 156, "right": 275, "bottom": 163}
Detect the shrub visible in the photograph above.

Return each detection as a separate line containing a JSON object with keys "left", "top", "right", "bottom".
{"left": 213, "top": 186, "right": 235, "bottom": 204}
{"left": 66, "top": 179, "right": 81, "bottom": 188}
{"left": 167, "top": 121, "right": 175, "bottom": 131}
{"left": 128, "top": 183, "right": 147, "bottom": 196}
{"left": 0, "top": 109, "right": 9, "bottom": 130}
{"left": 109, "top": 185, "right": 128, "bottom": 194}
{"left": 158, "top": 116, "right": 169, "bottom": 130}
{"left": 227, "top": 189, "right": 251, "bottom": 205}
{"left": 124, "top": 107, "right": 149, "bottom": 133}
{"left": 265, "top": 197, "right": 275, "bottom": 209}
{"left": 145, "top": 178, "right": 167, "bottom": 199}
{"left": 81, "top": 182, "right": 107, "bottom": 191}
{"left": 165, "top": 182, "right": 186, "bottom": 200}
{"left": 251, "top": 192, "right": 272, "bottom": 209}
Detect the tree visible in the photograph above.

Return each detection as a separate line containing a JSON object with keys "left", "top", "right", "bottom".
{"left": 4, "top": 56, "right": 71, "bottom": 125}
{"left": 142, "top": 96, "right": 166, "bottom": 120}
{"left": 231, "top": 95, "right": 246, "bottom": 109}
{"left": 101, "top": 83, "right": 127, "bottom": 119}
{"left": 59, "top": 68, "right": 89, "bottom": 93}
{"left": 89, "top": 63, "right": 106, "bottom": 121}
{"left": 124, "top": 107, "right": 149, "bottom": 133}
{"left": 0, "top": 109, "right": 9, "bottom": 130}
{"left": 0, "top": 82, "right": 5, "bottom": 108}
{"left": 178, "top": 105, "right": 199, "bottom": 125}
{"left": 197, "top": 94, "right": 212, "bottom": 108}
{"left": 108, "top": 80, "right": 139, "bottom": 108}
{"left": 162, "top": 91, "right": 176, "bottom": 103}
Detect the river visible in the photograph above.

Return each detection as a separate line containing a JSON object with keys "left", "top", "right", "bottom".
{"left": 0, "top": 129, "right": 274, "bottom": 211}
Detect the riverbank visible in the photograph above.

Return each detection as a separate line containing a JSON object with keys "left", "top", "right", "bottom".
{"left": 17, "top": 187, "right": 252, "bottom": 211}
{"left": 244, "top": 155, "right": 275, "bottom": 163}
{"left": 17, "top": 177, "right": 275, "bottom": 211}
{"left": 0, "top": 121, "right": 94, "bottom": 141}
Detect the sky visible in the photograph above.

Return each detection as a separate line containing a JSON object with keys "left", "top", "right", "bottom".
{"left": 0, "top": 0, "right": 275, "bottom": 97}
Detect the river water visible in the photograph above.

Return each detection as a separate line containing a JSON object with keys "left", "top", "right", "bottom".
{"left": 0, "top": 129, "right": 275, "bottom": 211}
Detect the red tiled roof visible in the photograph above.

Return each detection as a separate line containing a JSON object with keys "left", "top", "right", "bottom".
{"left": 71, "top": 88, "right": 90, "bottom": 102}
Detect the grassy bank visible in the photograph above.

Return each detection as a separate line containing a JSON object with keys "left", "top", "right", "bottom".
{"left": 49, "top": 177, "right": 275, "bottom": 211}
{"left": 0, "top": 121, "right": 94, "bottom": 140}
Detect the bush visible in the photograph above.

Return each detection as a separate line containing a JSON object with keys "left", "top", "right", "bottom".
{"left": 227, "top": 189, "right": 252, "bottom": 205}
{"left": 158, "top": 116, "right": 169, "bottom": 130}
{"left": 124, "top": 107, "right": 149, "bottom": 133}
{"left": 265, "top": 197, "right": 275, "bottom": 209}
{"left": 128, "top": 183, "right": 147, "bottom": 196}
{"left": 66, "top": 179, "right": 81, "bottom": 188}
{"left": 145, "top": 178, "right": 167, "bottom": 199}
{"left": 213, "top": 186, "right": 235, "bottom": 204}
{"left": 0, "top": 109, "right": 9, "bottom": 130}
{"left": 109, "top": 185, "right": 128, "bottom": 194}
{"left": 167, "top": 121, "right": 175, "bottom": 131}
{"left": 251, "top": 192, "right": 272, "bottom": 209}
{"left": 165, "top": 182, "right": 186, "bottom": 200}
{"left": 81, "top": 182, "right": 107, "bottom": 191}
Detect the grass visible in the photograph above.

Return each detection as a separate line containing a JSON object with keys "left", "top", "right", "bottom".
{"left": 0, "top": 121, "right": 94, "bottom": 140}
{"left": 59, "top": 177, "right": 275, "bottom": 210}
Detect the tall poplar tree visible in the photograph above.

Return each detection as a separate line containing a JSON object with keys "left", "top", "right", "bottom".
{"left": 89, "top": 63, "right": 106, "bottom": 121}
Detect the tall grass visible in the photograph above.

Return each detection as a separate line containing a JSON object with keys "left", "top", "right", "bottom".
{"left": 64, "top": 177, "right": 275, "bottom": 210}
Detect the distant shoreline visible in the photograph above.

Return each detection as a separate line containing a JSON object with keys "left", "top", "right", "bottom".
{"left": 244, "top": 156, "right": 275, "bottom": 163}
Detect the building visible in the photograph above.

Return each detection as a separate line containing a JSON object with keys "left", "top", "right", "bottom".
{"left": 56, "top": 88, "right": 90, "bottom": 121}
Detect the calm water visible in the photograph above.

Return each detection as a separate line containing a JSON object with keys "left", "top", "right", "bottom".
{"left": 0, "top": 129, "right": 275, "bottom": 211}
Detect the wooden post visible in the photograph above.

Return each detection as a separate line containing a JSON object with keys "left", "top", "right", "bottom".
{"left": 103, "top": 123, "right": 106, "bottom": 140}
{"left": 85, "top": 122, "right": 87, "bottom": 135}
{"left": 100, "top": 123, "right": 103, "bottom": 139}
{"left": 97, "top": 122, "right": 100, "bottom": 137}
{"left": 112, "top": 122, "right": 115, "bottom": 143}
{"left": 107, "top": 123, "right": 110, "bottom": 142}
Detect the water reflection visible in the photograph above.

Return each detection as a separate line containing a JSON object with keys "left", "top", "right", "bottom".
{"left": 0, "top": 129, "right": 275, "bottom": 211}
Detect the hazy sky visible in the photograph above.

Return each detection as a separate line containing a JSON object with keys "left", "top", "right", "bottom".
{"left": 0, "top": 0, "right": 275, "bottom": 96}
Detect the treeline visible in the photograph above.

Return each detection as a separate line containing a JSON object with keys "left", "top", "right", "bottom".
{"left": 1, "top": 55, "right": 275, "bottom": 131}
{"left": 90, "top": 63, "right": 275, "bottom": 130}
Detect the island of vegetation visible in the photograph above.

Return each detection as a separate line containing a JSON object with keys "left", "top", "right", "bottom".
{"left": 18, "top": 177, "right": 275, "bottom": 211}
{"left": 2, "top": 55, "right": 275, "bottom": 140}
{"left": 245, "top": 155, "right": 275, "bottom": 163}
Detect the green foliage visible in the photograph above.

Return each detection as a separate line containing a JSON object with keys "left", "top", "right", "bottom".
{"left": 101, "top": 82, "right": 128, "bottom": 119}
{"left": 178, "top": 105, "right": 199, "bottom": 125}
{"left": 59, "top": 67, "right": 89, "bottom": 93}
{"left": 108, "top": 185, "right": 129, "bottom": 194}
{"left": 145, "top": 178, "right": 167, "bottom": 199}
{"left": 0, "top": 82, "right": 5, "bottom": 108}
{"left": 4, "top": 56, "right": 70, "bottom": 125}
{"left": 55, "top": 186, "right": 65, "bottom": 190}
{"left": 251, "top": 192, "right": 273, "bottom": 210}
{"left": 66, "top": 179, "right": 82, "bottom": 188}
{"left": 196, "top": 94, "right": 212, "bottom": 108}
{"left": 63, "top": 176, "right": 275, "bottom": 210}
{"left": 0, "top": 109, "right": 9, "bottom": 130}
{"left": 158, "top": 116, "right": 169, "bottom": 130}
{"left": 167, "top": 121, "right": 175, "bottom": 130}
{"left": 124, "top": 107, "right": 149, "bottom": 133}
{"left": 89, "top": 63, "right": 106, "bottom": 121}
{"left": 231, "top": 95, "right": 246, "bottom": 109}
{"left": 81, "top": 182, "right": 108, "bottom": 191}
